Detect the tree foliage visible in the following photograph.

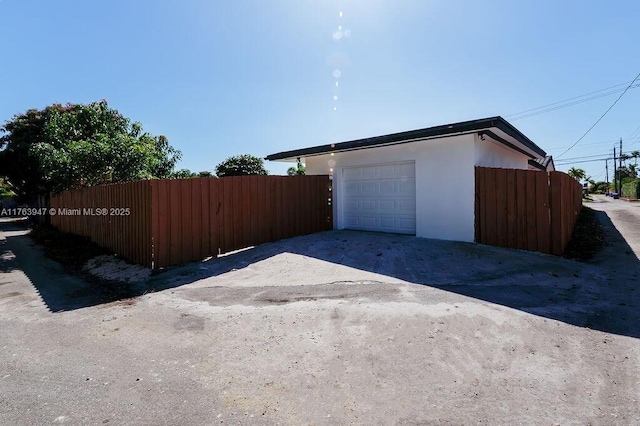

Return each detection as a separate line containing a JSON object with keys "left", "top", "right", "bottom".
{"left": 170, "top": 169, "right": 197, "bottom": 178}
{"left": 0, "top": 101, "right": 182, "bottom": 199}
{"left": 588, "top": 180, "right": 608, "bottom": 194}
{"left": 286, "top": 159, "right": 306, "bottom": 176}
{"left": 215, "top": 154, "right": 268, "bottom": 177}
{"left": 0, "top": 178, "right": 15, "bottom": 197}
{"left": 567, "top": 167, "right": 587, "bottom": 182}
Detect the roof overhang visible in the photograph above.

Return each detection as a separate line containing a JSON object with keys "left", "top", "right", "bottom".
{"left": 266, "top": 116, "right": 547, "bottom": 162}
{"left": 528, "top": 155, "right": 555, "bottom": 171}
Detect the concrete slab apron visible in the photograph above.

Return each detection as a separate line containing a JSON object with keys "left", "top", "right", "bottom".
{"left": 0, "top": 225, "right": 639, "bottom": 424}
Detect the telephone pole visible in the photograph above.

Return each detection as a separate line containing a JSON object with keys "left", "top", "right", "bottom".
{"left": 619, "top": 138, "right": 623, "bottom": 197}
{"left": 605, "top": 159, "right": 609, "bottom": 193}
{"left": 614, "top": 146, "right": 618, "bottom": 194}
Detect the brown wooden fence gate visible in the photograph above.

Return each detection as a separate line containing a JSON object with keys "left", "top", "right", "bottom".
{"left": 474, "top": 167, "right": 582, "bottom": 255}
{"left": 50, "top": 175, "right": 333, "bottom": 269}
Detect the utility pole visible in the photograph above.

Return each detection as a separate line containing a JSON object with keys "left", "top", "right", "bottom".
{"left": 605, "top": 159, "right": 609, "bottom": 193}
{"left": 620, "top": 138, "right": 623, "bottom": 197}
{"left": 613, "top": 148, "right": 616, "bottom": 193}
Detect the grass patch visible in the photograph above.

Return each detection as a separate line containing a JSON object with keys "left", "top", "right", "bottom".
{"left": 563, "top": 206, "right": 606, "bottom": 261}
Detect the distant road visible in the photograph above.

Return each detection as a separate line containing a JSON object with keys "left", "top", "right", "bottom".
{"left": 589, "top": 194, "right": 640, "bottom": 259}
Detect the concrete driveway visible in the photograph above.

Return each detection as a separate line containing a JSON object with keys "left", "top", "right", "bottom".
{"left": 0, "top": 210, "right": 639, "bottom": 425}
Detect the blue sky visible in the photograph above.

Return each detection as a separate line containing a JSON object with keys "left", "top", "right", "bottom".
{"left": 1, "top": 0, "right": 639, "bottom": 181}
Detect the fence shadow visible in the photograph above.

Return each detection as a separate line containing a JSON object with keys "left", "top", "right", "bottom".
{"left": 3, "top": 213, "right": 639, "bottom": 340}
{"left": 0, "top": 219, "right": 150, "bottom": 312}
{"left": 151, "top": 213, "right": 639, "bottom": 339}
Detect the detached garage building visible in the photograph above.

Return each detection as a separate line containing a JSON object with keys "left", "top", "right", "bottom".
{"left": 266, "top": 116, "right": 548, "bottom": 243}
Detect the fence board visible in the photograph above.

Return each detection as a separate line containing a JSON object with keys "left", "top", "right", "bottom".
{"left": 484, "top": 168, "right": 498, "bottom": 246}
{"left": 50, "top": 180, "right": 154, "bottom": 267}
{"left": 474, "top": 168, "right": 482, "bottom": 243}
{"left": 50, "top": 175, "right": 333, "bottom": 269}
{"left": 475, "top": 167, "right": 582, "bottom": 256}
{"left": 525, "top": 170, "right": 537, "bottom": 252}
{"left": 550, "top": 172, "right": 563, "bottom": 255}
{"left": 534, "top": 171, "right": 550, "bottom": 253}
{"left": 505, "top": 169, "right": 516, "bottom": 248}
{"left": 515, "top": 170, "right": 527, "bottom": 250}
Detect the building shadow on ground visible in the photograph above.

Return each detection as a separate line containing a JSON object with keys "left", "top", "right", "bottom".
{"left": 2, "top": 213, "right": 638, "bottom": 340}
{"left": 150, "top": 211, "right": 639, "bottom": 339}
{"left": 0, "top": 219, "right": 150, "bottom": 312}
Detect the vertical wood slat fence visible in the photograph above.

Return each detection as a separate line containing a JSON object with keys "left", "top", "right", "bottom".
{"left": 475, "top": 167, "right": 583, "bottom": 255}
{"left": 50, "top": 175, "right": 332, "bottom": 269}
{"left": 50, "top": 180, "right": 153, "bottom": 267}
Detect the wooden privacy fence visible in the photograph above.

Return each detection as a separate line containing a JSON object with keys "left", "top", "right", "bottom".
{"left": 50, "top": 175, "right": 333, "bottom": 269}
{"left": 475, "top": 167, "right": 583, "bottom": 255}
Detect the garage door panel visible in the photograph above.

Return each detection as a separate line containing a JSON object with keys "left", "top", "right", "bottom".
{"left": 361, "top": 200, "right": 376, "bottom": 211}
{"left": 398, "top": 181, "right": 415, "bottom": 195}
{"left": 344, "top": 199, "right": 360, "bottom": 210}
{"left": 378, "top": 164, "right": 397, "bottom": 178}
{"left": 379, "top": 200, "right": 395, "bottom": 211}
{"left": 362, "top": 167, "right": 378, "bottom": 179}
{"left": 398, "top": 218, "right": 416, "bottom": 231}
{"left": 379, "top": 217, "right": 396, "bottom": 228}
{"left": 345, "top": 215, "right": 361, "bottom": 227}
{"left": 398, "top": 163, "right": 415, "bottom": 177}
{"left": 398, "top": 199, "right": 415, "bottom": 212}
{"left": 379, "top": 181, "right": 396, "bottom": 194}
{"left": 343, "top": 168, "right": 362, "bottom": 180}
{"left": 342, "top": 162, "right": 416, "bottom": 235}
{"left": 361, "top": 182, "right": 377, "bottom": 194}
{"left": 361, "top": 216, "right": 377, "bottom": 227}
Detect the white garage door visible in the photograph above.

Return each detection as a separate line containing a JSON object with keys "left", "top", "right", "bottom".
{"left": 342, "top": 161, "right": 416, "bottom": 234}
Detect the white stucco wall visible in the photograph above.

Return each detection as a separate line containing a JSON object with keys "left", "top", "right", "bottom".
{"left": 473, "top": 134, "right": 529, "bottom": 169}
{"left": 305, "top": 134, "right": 477, "bottom": 242}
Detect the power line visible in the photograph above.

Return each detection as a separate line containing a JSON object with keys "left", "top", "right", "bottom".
{"left": 547, "top": 137, "right": 640, "bottom": 152}
{"left": 629, "top": 124, "right": 640, "bottom": 139}
{"left": 555, "top": 157, "right": 611, "bottom": 165}
{"left": 556, "top": 70, "right": 640, "bottom": 159}
{"left": 627, "top": 125, "right": 640, "bottom": 147}
{"left": 505, "top": 81, "right": 639, "bottom": 121}
{"left": 555, "top": 152, "right": 614, "bottom": 162}
{"left": 508, "top": 85, "right": 640, "bottom": 121}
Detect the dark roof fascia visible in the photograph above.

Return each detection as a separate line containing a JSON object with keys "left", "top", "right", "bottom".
{"left": 528, "top": 159, "right": 547, "bottom": 171}
{"left": 492, "top": 119, "right": 547, "bottom": 158}
{"left": 266, "top": 116, "right": 546, "bottom": 161}
{"left": 528, "top": 155, "right": 555, "bottom": 171}
{"left": 267, "top": 130, "right": 484, "bottom": 161}
{"left": 482, "top": 130, "right": 538, "bottom": 160}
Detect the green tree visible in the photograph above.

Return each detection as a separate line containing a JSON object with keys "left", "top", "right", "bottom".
{"left": 171, "top": 169, "right": 197, "bottom": 178}
{"left": 197, "top": 171, "right": 213, "bottom": 177}
{"left": 567, "top": 167, "right": 587, "bottom": 182}
{"left": 589, "top": 181, "right": 608, "bottom": 194}
{"left": 0, "top": 178, "right": 15, "bottom": 197}
{"left": 215, "top": 154, "right": 268, "bottom": 177}
{"left": 286, "top": 159, "right": 306, "bottom": 176}
{"left": 0, "top": 101, "right": 182, "bottom": 200}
